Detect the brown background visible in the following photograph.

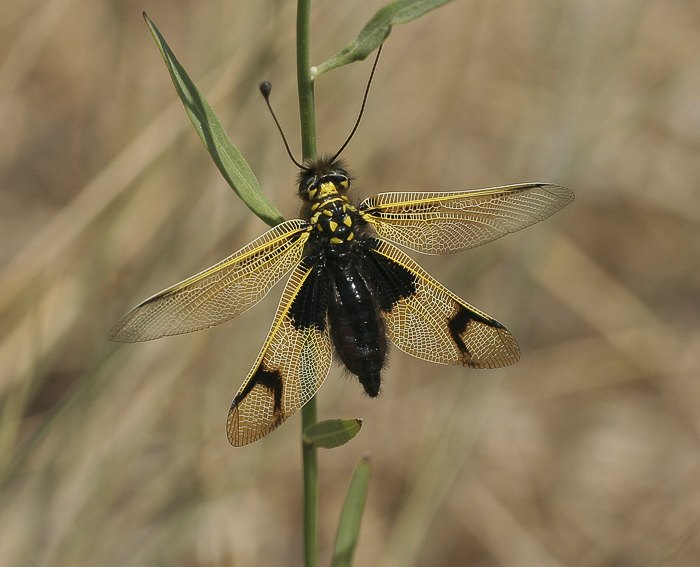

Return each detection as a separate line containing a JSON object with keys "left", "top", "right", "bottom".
{"left": 1, "top": 1, "right": 698, "bottom": 565}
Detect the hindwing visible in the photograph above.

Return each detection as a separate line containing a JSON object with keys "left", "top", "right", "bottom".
{"left": 359, "top": 183, "right": 574, "bottom": 255}
{"left": 227, "top": 258, "right": 331, "bottom": 446}
{"left": 363, "top": 238, "right": 520, "bottom": 368}
{"left": 109, "top": 219, "right": 311, "bottom": 342}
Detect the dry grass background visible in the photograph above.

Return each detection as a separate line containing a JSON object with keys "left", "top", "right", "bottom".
{"left": 1, "top": 1, "right": 699, "bottom": 565}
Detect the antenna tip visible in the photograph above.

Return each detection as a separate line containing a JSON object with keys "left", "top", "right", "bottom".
{"left": 259, "top": 81, "right": 272, "bottom": 98}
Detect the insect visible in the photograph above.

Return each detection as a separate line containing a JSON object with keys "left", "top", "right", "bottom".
{"left": 110, "top": 49, "right": 574, "bottom": 446}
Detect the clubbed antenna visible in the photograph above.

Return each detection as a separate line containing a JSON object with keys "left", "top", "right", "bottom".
{"left": 260, "top": 81, "right": 308, "bottom": 170}
{"left": 261, "top": 44, "right": 383, "bottom": 168}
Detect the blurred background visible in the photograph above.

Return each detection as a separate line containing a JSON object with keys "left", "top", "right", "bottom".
{"left": 1, "top": 1, "right": 699, "bottom": 565}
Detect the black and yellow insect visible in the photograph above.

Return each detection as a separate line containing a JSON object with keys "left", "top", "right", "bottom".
{"left": 109, "top": 51, "right": 573, "bottom": 445}
{"left": 110, "top": 155, "right": 573, "bottom": 445}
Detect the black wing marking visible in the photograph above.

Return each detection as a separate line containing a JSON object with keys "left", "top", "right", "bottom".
{"left": 363, "top": 238, "right": 520, "bottom": 368}
{"left": 109, "top": 219, "right": 311, "bottom": 342}
{"left": 358, "top": 183, "right": 573, "bottom": 255}
{"left": 226, "top": 259, "right": 331, "bottom": 446}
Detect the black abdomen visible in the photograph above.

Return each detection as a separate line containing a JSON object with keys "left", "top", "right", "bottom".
{"left": 328, "top": 258, "right": 386, "bottom": 396}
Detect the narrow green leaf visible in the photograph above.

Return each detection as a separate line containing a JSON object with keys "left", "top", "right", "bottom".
{"left": 332, "top": 456, "right": 372, "bottom": 567}
{"left": 314, "top": 0, "right": 455, "bottom": 77}
{"left": 303, "top": 419, "right": 362, "bottom": 449}
{"left": 143, "top": 12, "right": 284, "bottom": 227}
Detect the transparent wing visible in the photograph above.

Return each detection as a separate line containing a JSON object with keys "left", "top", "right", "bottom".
{"left": 364, "top": 238, "right": 520, "bottom": 368}
{"left": 359, "top": 183, "right": 573, "bottom": 255}
{"left": 227, "top": 259, "right": 331, "bottom": 446}
{"left": 109, "top": 219, "right": 311, "bottom": 342}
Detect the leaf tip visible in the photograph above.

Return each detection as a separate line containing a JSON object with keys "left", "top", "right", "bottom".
{"left": 303, "top": 417, "right": 364, "bottom": 448}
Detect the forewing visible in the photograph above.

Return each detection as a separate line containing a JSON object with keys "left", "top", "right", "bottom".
{"left": 109, "top": 219, "right": 311, "bottom": 342}
{"left": 227, "top": 259, "right": 331, "bottom": 446}
{"left": 359, "top": 183, "right": 573, "bottom": 254}
{"left": 364, "top": 238, "right": 520, "bottom": 368}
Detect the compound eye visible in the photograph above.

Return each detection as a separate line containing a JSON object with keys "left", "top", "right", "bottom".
{"left": 327, "top": 168, "right": 349, "bottom": 192}
{"left": 298, "top": 175, "right": 316, "bottom": 200}
{"left": 336, "top": 175, "right": 350, "bottom": 192}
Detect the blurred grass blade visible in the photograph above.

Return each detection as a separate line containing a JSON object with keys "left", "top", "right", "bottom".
{"left": 303, "top": 419, "right": 362, "bottom": 449}
{"left": 143, "top": 12, "right": 284, "bottom": 227}
{"left": 314, "top": 0, "right": 454, "bottom": 77}
{"left": 332, "top": 456, "right": 371, "bottom": 567}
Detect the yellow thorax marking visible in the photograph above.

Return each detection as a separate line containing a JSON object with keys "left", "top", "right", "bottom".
{"left": 315, "top": 196, "right": 348, "bottom": 209}
{"left": 316, "top": 181, "right": 339, "bottom": 199}
{"left": 342, "top": 215, "right": 352, "bottom": 227}
{"left": 329, "top": 220, "right": 339, "bottom": 232}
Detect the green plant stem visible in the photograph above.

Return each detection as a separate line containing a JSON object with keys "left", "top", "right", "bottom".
{"left": 297, "top": 2, "right": 318, "bottom": 567}
{"left": 297, "top": 0, "right": 317, "bottom": 160}
{"left": 301, "top": 392, "right": 318, "bottom": 567}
